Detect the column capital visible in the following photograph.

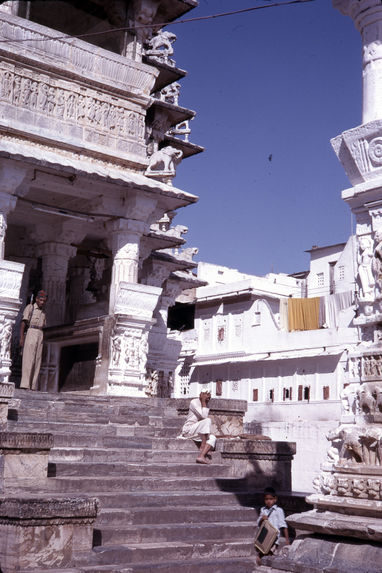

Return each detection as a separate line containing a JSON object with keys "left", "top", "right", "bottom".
{"left": 107, "top": 218, "right": 147, "bottom": 238}
{"left": 333, "top": 0, "right": 380, "bottom": 20}
{"left": 36, "top": 241, "right": 77, "bottom": 260}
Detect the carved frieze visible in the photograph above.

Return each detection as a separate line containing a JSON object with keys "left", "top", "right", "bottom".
{"left": 0, "top": 260, "right": 24, "bottom": 300}
{"left": 0, "top": 63, "right": 146, "bottom": 159}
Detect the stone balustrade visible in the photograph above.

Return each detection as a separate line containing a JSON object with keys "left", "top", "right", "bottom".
{"left": 0, "top": 431, "right": 53, "bottom": 492}
{"left": 0, "top": 496, "right": 98, "bottom": 570}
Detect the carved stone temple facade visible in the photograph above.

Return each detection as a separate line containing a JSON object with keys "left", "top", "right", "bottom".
{"left": 266, "top": 1, "right": 382, "bottom": 571}
{"left": 0, "top": 0, "right": 203, "bottom": 397}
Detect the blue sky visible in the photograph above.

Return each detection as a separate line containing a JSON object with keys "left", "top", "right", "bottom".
{"left": 168, "top": 0, "right": 362, "bottom": 275}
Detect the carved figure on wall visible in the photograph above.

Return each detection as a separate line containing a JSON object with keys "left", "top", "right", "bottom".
{"left": 37, "top": 83, "right": 48, "bottom": 111}
{"left": 376, "top": 384, "right": 382, "bottom": 412}
{"left": 158, "top": 82, "right": 180, "bottom": 105}
{"left": 358, "top": 236, "right": 375, "bottom": 300}
{"left": 341, "top": 383, "right": 361, "bottom": 414}
{"left": 367, "top": 479, "right": 381, "bottom": 499}
{"left": 0, "top": 212, "right": 6, "bottom": 257}
{"left": 111, "top": 335, "right": 122, "bottom": 367}
{"left": 0, "top": 318, "right": 12, "bottom": 360}
{"left": 145, "top": 146, "right": 183, "bottom": 176}
{"left": 20, "top": 78, "right": 31, "bottom": 106}
{"left": 373, "top": 228, "right": 382, "bottom": 294}
{"left": 336, "top": 477, "right": 351, "bottom": 496}
{"left": 139, "top": 332, "right": 149, "bottom": 374}
{"left": 30, "top": 81, "right": 38, "bottom": 108}
{"left": 357, "top": 383, "right": 376, "bottom": 413}
{"left": 2, "top": 71, "right": 13, "bottom": 101}
{"left": 313, "top": 472, "right": 336, "bottom": 495}
{"left": 327, "top": 425, "right": 364, "bottom": 463}
{"left": 352, "top": 478, "right": 367, "bottom": 498}
{"left": 180, "top": 247, "right": 198, "bottom": 262}
{"left": 47, "top": 87, "right": 56, "bottom": 114}
{"left": 145, "top": 368, "right": 158, "bottom": 397}
{"left": 145, "top": 30, "right": 177, "bottom": 66}
{"left": 13, "top": 75, "right": 21, "bottom": 105}
{"left": 363, "top": 426, "right": 382, "bottom": 465}
{"left": 166, "top": 224, "right": 188, "bottom": 238}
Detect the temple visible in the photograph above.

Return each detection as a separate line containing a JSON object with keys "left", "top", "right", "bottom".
{"left": 0, "top": 0, "right": 203, "bottom": 397}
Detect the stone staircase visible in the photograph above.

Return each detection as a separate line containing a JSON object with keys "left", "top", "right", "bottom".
{"left": 7, "top": 390, "right": 260, "bottom": 572}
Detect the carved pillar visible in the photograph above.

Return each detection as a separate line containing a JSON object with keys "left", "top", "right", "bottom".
{"left": 334, "top": 0, "right": 382, "bottom": 123}
{"left": 0, "top": 193, "right": 15, "bottom": 260}
{"left": 0, "top": 163, "right": 28, "bottom": 259}
{"left": 108, "top": 282, "right": 162, "bottom": 396}
{"left": 108, "top": 218, "right": 147, "bottom": 313}
{"left": 147, "top": 277, "right": 184, "bottom": 397}
{"left": 37, "top": 242, "right": 76, "bottom": 326}
{"left": 275, "top": 4, "right": 382, "bottom": 570}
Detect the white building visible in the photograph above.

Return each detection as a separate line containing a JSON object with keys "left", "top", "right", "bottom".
{"left": 173, "top": 237, "right": 359, "bottom": 491}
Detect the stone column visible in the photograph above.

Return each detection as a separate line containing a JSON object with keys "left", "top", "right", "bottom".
{"left": 37, "top": 242, "right": 77, "bottom": 326}
{"left": 334, "top": 0, "right": 382, "bottom": 123}
{"left": 271, "top": 4, "right": 382, "bottom": 571}
{"left": 146, "top": 277, "right": 184, "bottom": 397}
{"left": 0, "top": 163, "right": 28, "bottom": 259}
{"left": 0, "top": 193, "right": 16, "bottom": 260}
{"left": 108, "top": 218, "right": 147, "bottom": 313}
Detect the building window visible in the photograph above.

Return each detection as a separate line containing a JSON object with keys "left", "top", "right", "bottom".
{"left": 269, "top": 389, "right": 274, "bottom": 402}
{"left": 289, "top": 387, "right": 293, "bottom": 400}
{"left": 298, "top": 385, "right": 303, "bottom": 401}
{"left": 283, "top": 388, "right": 289, "bottom": 401}
{"left": 216, "top": 380, "right": 222, "bottom": 396}
{"left": 323, "top": 386, "right": 330, "bottom": 400}
{"left": 317, "top": 272, "right": 324, "bottom": 287}
{"left": 253, "top": 388, "right": 258, "bottom": 402}
{"left": 339, "top": 265, "right": 345, "bottom": 280}
{"left": 304, "top": 386, "right": 310, "bottom": 401}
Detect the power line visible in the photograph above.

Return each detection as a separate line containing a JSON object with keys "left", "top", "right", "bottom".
{"left": 0, "top": 0, "right": 315, "bottom": 44}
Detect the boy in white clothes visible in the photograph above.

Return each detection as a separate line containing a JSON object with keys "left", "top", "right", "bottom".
{"left": 256, "top": 487, "right": 290, "bottom": 564}
{"left": 180, "top": 391, "right": 217, "bottom": 464}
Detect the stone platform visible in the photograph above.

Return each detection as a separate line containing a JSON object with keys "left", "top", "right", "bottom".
{"left": 3, "top": 390, "right": 302, "bottom": 571}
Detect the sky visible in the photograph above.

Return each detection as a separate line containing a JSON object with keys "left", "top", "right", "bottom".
{"left": 166, "top": 0, "right": 362, "bottom": 276}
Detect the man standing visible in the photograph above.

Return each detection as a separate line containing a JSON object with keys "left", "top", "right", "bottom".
{"left": 180, "top": 390, "right": 217, "bottom": 464}
{"left": 19, "top": 290, "right": 47, "bottom": 390}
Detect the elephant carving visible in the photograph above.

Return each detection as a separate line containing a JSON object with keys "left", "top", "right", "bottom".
{"left": 146, "top": 146, "right": 183, "bottom": 176}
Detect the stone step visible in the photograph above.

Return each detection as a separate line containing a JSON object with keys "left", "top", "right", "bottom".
{"left": 7, "top": 420, "right": 118, "bottom": 436}
{"left": 47, "top": 461, "right": 232, "bottom": 479}
{"left": 37, "top": 556, "right": 256, "bottom": 572}
{"left": 9, "top": 404, "right": 182, "bottom": 427}
{"left": 94, "top": 521, "right": 255, "bottom": 545}
{"left": 74, "top": 540, "right": 255, "bottom": 566}
{"left": 7, "top": 420, "right": 181, "bottom": 441}
{"left": 97, "top": 505, "right": 256, "bottom": 526}
{"left": 47, "top": 433, "right": 154, "bottom": 449}
{"left": 45, "top": 475, "right": 245, "bottom": 494}
{"left": 92, "top": 490, "right": 258, "bottom": 510}
{"left": 49, "top": 447, "right": 152, "bottom": 463}
{"left": 49, "top": 447, "right": 217, "bottom": 464}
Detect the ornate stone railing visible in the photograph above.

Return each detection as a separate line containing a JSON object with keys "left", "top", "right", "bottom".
{"left": 0, "top": 13, "right": 156, "bottom": 98}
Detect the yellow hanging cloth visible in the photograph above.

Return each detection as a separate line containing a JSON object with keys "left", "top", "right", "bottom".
{"left": 288, "top": 297, "right": 320, "bottom": 331}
